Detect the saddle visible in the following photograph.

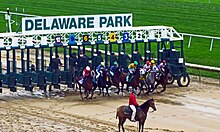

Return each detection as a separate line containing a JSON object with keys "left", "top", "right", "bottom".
{"left": 124, "top": 106, "right": 132, "bottom": 115}
{"left": 123, "top": 106, "right": 141, "bottom": 120}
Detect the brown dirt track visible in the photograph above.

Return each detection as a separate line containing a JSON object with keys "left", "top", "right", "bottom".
{"left": 0, "top": 76, "right": 220, "bottom": 132}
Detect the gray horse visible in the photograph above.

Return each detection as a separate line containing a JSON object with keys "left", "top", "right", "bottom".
{"left": 145, "top": 71, "right": 156, "bottom": 94}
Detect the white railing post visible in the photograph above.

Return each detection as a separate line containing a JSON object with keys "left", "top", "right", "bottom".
{"left": 209, "top": 38, "right": 214, "bottom": 51}
{"left": 188, "top": 36, "right": 192, "bottom": 48}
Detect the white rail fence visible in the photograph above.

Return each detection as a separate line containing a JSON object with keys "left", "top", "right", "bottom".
{"left": 181, "top": 33, "right": 220, "bottom": 51}
{"left": 185, "top": 63, "right": 220, "bottom": 84}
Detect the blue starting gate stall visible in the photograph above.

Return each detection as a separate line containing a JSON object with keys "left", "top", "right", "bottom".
{"left": 0, "top": 13, "right": 190, "bottom": 93}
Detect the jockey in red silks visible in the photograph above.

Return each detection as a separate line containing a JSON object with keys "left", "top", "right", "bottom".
{"left": 129, "top": 90, "right": 139, "bottom": 122}
{"left": 82, "top": 66, "right": 91, "bottom": 83}
{"left": 143, "top": 60, "right": 151, "bottom": 73}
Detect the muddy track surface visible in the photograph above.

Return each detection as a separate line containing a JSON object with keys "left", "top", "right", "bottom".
{"left": 0, "top": 100, "right": 122, "bottom": 132}
{"left": 0, "top": 78, "right": 220, "bottom": 132}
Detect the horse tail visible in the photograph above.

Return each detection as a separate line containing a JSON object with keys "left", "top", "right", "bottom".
{"left": 115, "top": 108, "right": 118, "bottom": 119}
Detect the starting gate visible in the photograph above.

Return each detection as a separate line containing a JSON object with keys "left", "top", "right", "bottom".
{"left": 0, "top": 12, "right": 190, "bottom": 93}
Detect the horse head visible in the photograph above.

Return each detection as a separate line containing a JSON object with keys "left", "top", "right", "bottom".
{"left": 160, "top": 65, "right": 170, "bottom": 78}
{"left": 148, "top": 98, "right": 157, "bottom": 111}
{"left": 140, "top": 98, "right": 157, "bottom": 113}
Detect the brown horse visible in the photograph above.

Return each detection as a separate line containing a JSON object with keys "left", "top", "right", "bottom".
{"left": 117, "top": 70, "right": 127, "bottom": 94}
{"left": 77, "top": 73, "right": 94, "bottom": 100}
{"left": 108, "top": 67, "right": 124, "bottom": 95}
{"left": 93, "top": 68, "right": 109, "bottom": 96}
{"left": 116, "top": 98, "right": 157, "bottom": 132}
{"left": 153, "top": 65, "right": 169, "bottom": 93}
{"left": 120, "top": 68, "right": 141, "bottom": 94}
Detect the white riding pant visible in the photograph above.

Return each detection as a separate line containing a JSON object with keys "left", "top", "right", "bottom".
{"left": 129, "top": 105, "right": 136, "bottom": 121}
{"left": 110, "top": 71, "right": 114, "bottom": 76}
{"left": 96, "top": 69, "right": 101, "bottom": 79}
{"left": 128, "top": 68, "right": 134, "bottom": 74}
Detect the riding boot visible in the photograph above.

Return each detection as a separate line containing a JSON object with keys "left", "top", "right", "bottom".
{"left": 126, "top": 76, "right": 129, "bottom": 82}
{"left": 129, "top": 75, "right": 134, "bottom": 82}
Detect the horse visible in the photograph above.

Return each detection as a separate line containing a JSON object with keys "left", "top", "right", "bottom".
{"left": 108, "top": 67, "right": 124, "bottom": 95}
{"left": 124, "top": 68, "right": 141, "bottom": 93}
{"left": 145, "top": 71, "right": 156, "bottom": 94}
{"left": 77, "top": 72, "right": 94, "bottom": 100}
{"left": 153, "top": 65, "right": 169, "bottom": 93}
{"left": 93, "top": 68, "right": 110, "bottom": 96}
{"left": 116, "top": 98, "right": 157, "bottom": 132}
{"left": 138, "top": 69, "right": 149, "bottom": 96}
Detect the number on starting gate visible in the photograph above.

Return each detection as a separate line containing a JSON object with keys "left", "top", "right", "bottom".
{"left": 110, "top": 33, "right": 116, "bottom": 42}
{"left": 97, "top": 34, "right": 102, "bottom": 42}
{"left": 136, "top": 32, "right": 143, "bottom": 41}
{"left": 123, "top": 32, "right": 129, "bottom": 42}
{"left": 55, "top": 36, "right": 62, "bottom": 44}
{"left": 83, "top": 35, "right": 89, "bottom": 42}
{"left": 69, "top": 34, "right": 76, "bottom": 44}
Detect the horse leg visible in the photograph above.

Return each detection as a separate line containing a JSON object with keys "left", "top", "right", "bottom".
{"left": 126, "top": 84, "right": 129, "bottom": 92}
{"left": 155, "top": 80, "right": 160, "bottom": 89}
{"left": 84, "top": 90, "right": 89, "bottom": 99}
{"left": 115, "top": 82, "right": 121, "bottom": 94}
{"left": 118, "top": 118, "right": 122, "bottom": 132}
{"left": 121, "top": 118, "right": 126, "bottom": 132}
{"left": 102, "top": 87, "right": 105, "bottom": 96}
{"left": 98, "top": 86, "right": 101, "bottom": 96}
{"left": 161, "top": 83, "right": 166, "bottom": 93}
{"left": 146, "top": 84, "right": 150, "bottom": 95}
{"left": 141, "top": 120, "right": 146, "bottom": 132}
{"left": 106, "top": 86, "right": 110, "bottom": 96}
{"left": 141, "top": 123, "right": 144, "bottom": 132}
{"left": 79, "top": 85, "right": 83, "bottom": 100}
{"left": 139, "top": 121, "right": 141, "bottom": 132}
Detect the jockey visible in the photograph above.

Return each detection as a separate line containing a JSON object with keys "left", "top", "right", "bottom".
{"left": 157, "top": 60, "right": 167, "bottom": 79}
{"left": 110, "top": 61, "right": 118, "bottom": 76}
{"left": 143, "top": 61, "right": 151, "bottom": 73}
{"left": 96, "top": 62, "right": 105, "bottom": 79}
{"left": 158, "top": 60, "right": 166, "bottom": 70}
{"left": 126, "top": 61, "right": 138, "bottom": 82}
{"left": 147, "top": 60, "right": 159, "bottom": 73}
{"left": 129, "top": 90, "right": 139, "bottom": 122}
{"left": 82, "top": 66, "right": 91, "bottom": 83}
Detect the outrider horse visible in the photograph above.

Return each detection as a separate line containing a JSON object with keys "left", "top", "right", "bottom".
{"left": 77, "top": 73, "right": 94, "bottom": 100}
{"left": 154, "top": 65, "right": 169, "bottom": 93}
{"left": 116, "top": 98, "right": 157, "bottom": 132}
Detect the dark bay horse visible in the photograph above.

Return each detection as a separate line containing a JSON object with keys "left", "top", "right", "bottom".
{"left": 78, "top": 73, "right": 94, "bottom": 100}
{"left": 123, "top": 68, "right": 141, "bottom": 93}
{"left": 116, "top": 98, "right": 157, "bottom": 132}
{"left": 93, "top": 68, "right": 110, "bottom": 96}
{"left": 109, "top": 67, "right": 124, "bottom": 95}
{"left": 154, "top": 65, "right": 169, "bottom": 93}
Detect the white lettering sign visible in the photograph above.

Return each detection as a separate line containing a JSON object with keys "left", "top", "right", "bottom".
{"left": 22, "top": 14, "right": 132, "bottom": 34}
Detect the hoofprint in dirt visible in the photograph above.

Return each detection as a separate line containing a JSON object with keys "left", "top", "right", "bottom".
{"left": 0, "top": 78, "right": 220, "bottom": 132}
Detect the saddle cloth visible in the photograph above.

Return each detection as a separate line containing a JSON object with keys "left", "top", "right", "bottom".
{"left": 123, "top": 106, "right": 141, "bottom": 120}
{"left": 78, "top": 79, "right": 83, "bottom": 84}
